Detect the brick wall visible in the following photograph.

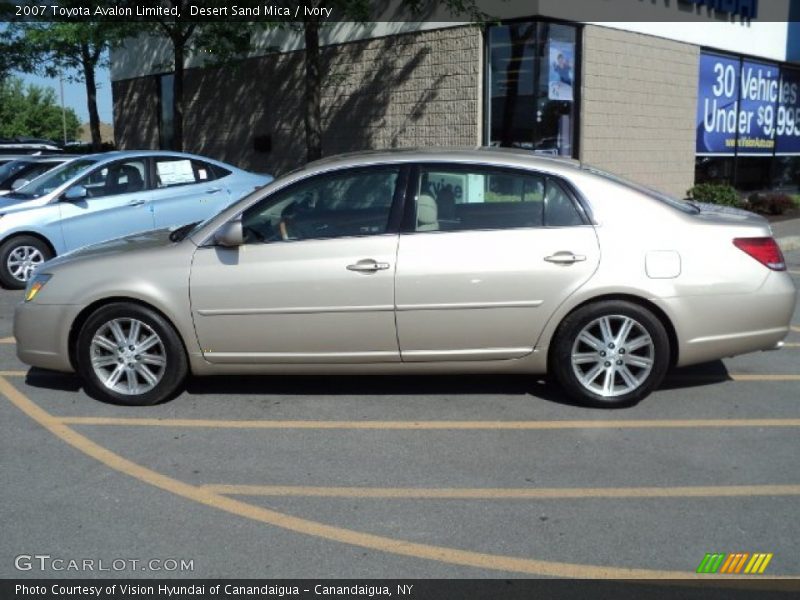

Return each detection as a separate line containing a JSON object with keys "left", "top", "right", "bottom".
{"left": 113, "top": 26, "right": 482, "bottom": 176}
{"left": 580, "top": 25, "right": 699, "bottom": 197}
{"left": 112, "top": 76, "right": 160, "bottom": 150}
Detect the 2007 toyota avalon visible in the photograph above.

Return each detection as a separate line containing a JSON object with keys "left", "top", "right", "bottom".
{"left": 14, "top": 148, "right": 797, "bottom": 407}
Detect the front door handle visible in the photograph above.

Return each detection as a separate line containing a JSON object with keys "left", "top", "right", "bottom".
{"left": 205, "top": 187, "right": 223, "bottom": 194}
{"left": 346, "top": 259, "right": 390, "bottom": 273}
{"left": 127, "top": 199, "right": 145, "bottom": 207}
{"left": 544, "top": 251, "right": 587, "bottom": 265}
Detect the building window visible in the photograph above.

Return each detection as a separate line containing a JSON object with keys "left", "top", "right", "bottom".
{"left": 158, "top": 73, "right": 175, "bottom": 150}
{"left": 486, "top": 21, "right": 579, "bottom": 157}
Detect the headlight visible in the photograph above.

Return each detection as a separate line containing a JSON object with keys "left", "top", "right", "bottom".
{"left": 24, "top": 273, "right": 52, "bottom": 302}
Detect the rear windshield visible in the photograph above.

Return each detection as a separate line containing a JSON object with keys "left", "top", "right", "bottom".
{"left": 582, "top": 165, "right": 699, "bottom": 214}
{"left": 0, "top": 160, "right": 31, "bottom": 185}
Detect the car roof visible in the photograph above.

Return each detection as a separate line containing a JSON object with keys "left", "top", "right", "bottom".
{"left": 303, "top": 146, "right": 583, "bottom": 176}
{"left": 6, "top": 155, "right": 74, "bottom": 163}
{"left": 81, "top": 149, "right": 238, "bottom": 168}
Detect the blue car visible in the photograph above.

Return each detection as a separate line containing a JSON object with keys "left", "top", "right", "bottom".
{"left": 0, "top": 150, "right": 272, "bottom": 288}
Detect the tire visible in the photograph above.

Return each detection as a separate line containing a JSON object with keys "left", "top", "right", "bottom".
{"left": 0, "top": 235, "right": 54, "bottom": 289}
{"left": 551, "top": 300, "right": 670, "bottom": 408}
{"left": 76, "top": 302, "right": 188, "bottom": 406}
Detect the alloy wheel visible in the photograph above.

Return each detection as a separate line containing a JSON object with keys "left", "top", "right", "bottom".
{"left": 90, "top": 318, "right": 167, "bottom": 395}
{"left": 570, "top": 314, "right": 655, "bottom": 398}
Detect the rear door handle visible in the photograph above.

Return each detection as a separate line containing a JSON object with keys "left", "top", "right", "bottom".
{"left": 346, "top": 259, "right": 390, "bottom": 273}
{"left": 544, "top": 251, "right": 587, "bottom": 265}
{"left": 205, "top": 187, "right": 223, "bottom": 194}
{"left": 127, "top": 199, "right": 145, "bottom": 206}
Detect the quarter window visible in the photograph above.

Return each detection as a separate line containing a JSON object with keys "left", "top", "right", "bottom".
{"left": 242, "top": 167, "right": 400, "bottom": 243}
{"left": 543, "top": 177, "right": 584, "bottom": 226}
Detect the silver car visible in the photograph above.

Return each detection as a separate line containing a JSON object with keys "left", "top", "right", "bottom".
{"left": 14, "top": 148, "right": 797, "bottom": 407}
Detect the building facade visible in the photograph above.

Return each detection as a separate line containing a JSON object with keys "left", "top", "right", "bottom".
{"left": 110, "top": 0, "right": 799, "bottom": 197}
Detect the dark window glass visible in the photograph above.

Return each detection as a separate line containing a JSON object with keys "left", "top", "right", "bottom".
{"left": 242, "top": 167, "right": 400, "bottom": 243}
{"left": 415, "top": 167, "right": 545, "bottom": 232}
{"left": 695, "top": 156, "right": 735, "bottom": 186}
{"left": 544, "top": 178, "right": 583, "bottom": 226}
{"left": 0, "top": 160, "right": 32, "bottom": 188}
{"left": 735, "top": 157, "right": 774, "bottom": 191}
{"left": 77, "top": 160, "right": 148, "bottom": 198}
{"left": 488, "top": 21, "right": 578, "bottom": 157}
{"left": 159, "top": 74, "right": 175, "bottom": 150}
{"left": 772, "top": 156, "right": 800, "bottom": 189}
{"left": 210, "top": 163, "right": 232, "bottom": 178}
{"left": 16, "top": 158, "right": 97, "bottom": 198}
{"left": 17, "top": 162, "right": 62, "bottom": 183}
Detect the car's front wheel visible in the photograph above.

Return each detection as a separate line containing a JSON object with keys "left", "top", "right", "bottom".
{"left": 551, "top": 300, "right": 670, "bottom": 407}
{"left": 0, "top": 235, "right": 53, "bottom": 289}
{"left": 76, "top": 302, "right": 188, "bottom": 405}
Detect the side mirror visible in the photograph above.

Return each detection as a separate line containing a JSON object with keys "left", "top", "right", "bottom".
{"left": 11, "top": 178, "right": 29, "bottom": 190}
{"left": 63, "top": 185, "right": 88, "bottom": 201}
{"left": 214, "top": 218, "right": 244, "bottom": 247}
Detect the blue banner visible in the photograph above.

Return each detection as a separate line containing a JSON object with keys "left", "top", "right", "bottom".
{"left": 696, "top": 52, "right": 800, "bottom": 157}
{"left": 696, "top": 53, "right": 741, "bottom": 155}
{"left": 775, "top": 67, "right": 800, "bottom": 155}
{"left": 737, "top": 59, "right": 779, "bottom": 155}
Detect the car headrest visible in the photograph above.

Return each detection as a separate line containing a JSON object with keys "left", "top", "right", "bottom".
{"left": 416, "top": 194, "right": 438, "bottom": 231}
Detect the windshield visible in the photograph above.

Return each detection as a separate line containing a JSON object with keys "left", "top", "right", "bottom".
{"left": 582, "top": 165, "right": 700, "bottom": 214}
{"left": 13, "top": 158, "right": 98, "bottom": 199}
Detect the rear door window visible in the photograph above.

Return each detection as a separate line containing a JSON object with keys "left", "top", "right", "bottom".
{"left": 414, "top": 166, "right": 545, "bottom": 232}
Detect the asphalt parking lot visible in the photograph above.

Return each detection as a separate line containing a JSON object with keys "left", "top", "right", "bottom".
{"left": 1, "top": 251, "right": 799, "bottom": 580}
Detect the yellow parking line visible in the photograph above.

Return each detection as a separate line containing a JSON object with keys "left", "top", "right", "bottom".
{"left": 202, "top": 483, "right": 800, "bottom": 499}
{"left": 0, "top": 370, "right": 27, "bottom": 377}
{"left": 0, "top": 336, "right": 15, "bottom": 344}
{"left": 728, "top": 374, "right": 800, "bottom": 381}
{"left": 57, "top": 416, "right": 800, "bottom": 430}
{"left": 0, "top": 375, "right": 701, "bottom": 579}
{"left": 783, "top": 343, "right": 800, "bottom": 347}
{"left": 2, "top": 375, "right": 798, "bottom": 581}
{"left": 791, "top": 326, "right": 800, "bottom": 333}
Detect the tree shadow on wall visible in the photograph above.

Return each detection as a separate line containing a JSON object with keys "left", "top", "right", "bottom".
{"left": 180, "top": 31, "right": 450, "bottom": 176}
{"left": 320, "top": 37, "right": 442, "bottom": 157}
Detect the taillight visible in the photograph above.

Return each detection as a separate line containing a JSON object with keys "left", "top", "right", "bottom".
{"left": 733, "top": 237, "right": 786, "bottom": 271}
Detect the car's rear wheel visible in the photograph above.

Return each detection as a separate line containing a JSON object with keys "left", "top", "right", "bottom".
{"left": 551, "top": 300, "right": 670, "bottom": 407}
{"left": 76, "top": 302, "right": 188, "bottom": 405}
{"left": 0, "top": 235, "right": 53, "bottom": 289}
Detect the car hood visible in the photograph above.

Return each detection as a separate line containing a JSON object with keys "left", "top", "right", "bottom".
{"left": 0, "top": 195, "right": 49, "bottom": 212}
{"left": 45, "top": 228, "right": 181, "bottom": 269}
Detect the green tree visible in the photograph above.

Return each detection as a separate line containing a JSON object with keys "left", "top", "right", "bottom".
{"left": 0, "top": 77, "right": 81, "bottom": 141}
{"left": 3, "top": 12, "right": 131, "bottom": 150}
